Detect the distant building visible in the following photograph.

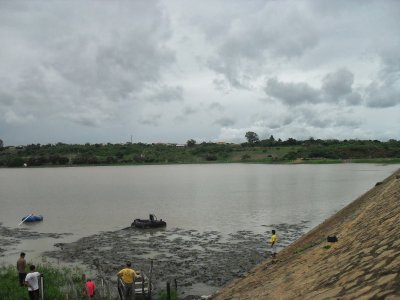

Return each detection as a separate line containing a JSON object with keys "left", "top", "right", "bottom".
{"left": 0, "top": 139, "right": 3, "bottom": 148}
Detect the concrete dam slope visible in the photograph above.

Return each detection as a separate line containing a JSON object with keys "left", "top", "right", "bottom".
{"left": 212, "top": 169, "right": 400, "bottom": 300}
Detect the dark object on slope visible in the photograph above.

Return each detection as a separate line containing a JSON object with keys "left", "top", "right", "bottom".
{"left": 327, "top": 235, "right": 338, "bottom": 243}
{"left": 131, "top": 214, "right": 166, "bottom": 229}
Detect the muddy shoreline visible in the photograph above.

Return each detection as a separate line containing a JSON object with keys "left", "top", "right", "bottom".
{"left": 1, "top": 222, "right": 308, "bottom": 298}
{"left": 0, "top": 222, "right": 71, "bottom": 256}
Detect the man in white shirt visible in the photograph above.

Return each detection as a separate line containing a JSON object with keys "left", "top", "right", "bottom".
{"left": 24, "top": 265, "right": 40, "bottom": 300}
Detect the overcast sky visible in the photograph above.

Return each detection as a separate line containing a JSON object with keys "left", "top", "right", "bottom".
{"left": 0, "top": 0, "right": 399, "bottom": 146}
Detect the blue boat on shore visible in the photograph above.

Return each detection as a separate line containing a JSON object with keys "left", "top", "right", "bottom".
{"left": 22, "top": 215, "right": 43, "bottom": 222}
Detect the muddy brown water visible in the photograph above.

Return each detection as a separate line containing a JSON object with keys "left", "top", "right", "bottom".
{"left": 0, "top": 164, "right": 398, "bottom": 297}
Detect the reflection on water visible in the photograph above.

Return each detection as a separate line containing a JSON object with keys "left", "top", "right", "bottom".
{"left": 0, "top": 163, "right": 398, "bottom": 266}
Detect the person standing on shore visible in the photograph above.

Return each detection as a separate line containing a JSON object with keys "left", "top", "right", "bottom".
{"left": 117, "top": 261, "right": 139, "bottom": 299}
{"left": 24, "top": 265, "right": 40, "bottom": 300}
{"left": 83, "top": 278, "right": 96, "bottom": 298}
{"left": 270, "top": 230, "right": 278, "bottom": 259}
{"left": 17, "top": 252, "right": 27, "bottom": 286}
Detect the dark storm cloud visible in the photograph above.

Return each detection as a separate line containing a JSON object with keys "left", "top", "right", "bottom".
{"left": 264, "top": 114, "right": 295, "bottom": 130}
{"left": 322, "top": 69, "right": 363, "bottom": 106}
{"left": 265, "top": 68, "right": 366, "bottom": 107}
{"left": 265, "top": 78, "right": 321, "bottom": 105}
{"left": 214, "top": 117, "right": 235, "bottom": 127}
{"left": 72, "top": 115, "right": 100, "bottom": 127}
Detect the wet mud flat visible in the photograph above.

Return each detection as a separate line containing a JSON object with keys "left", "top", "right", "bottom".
{"left": 0, "top": 222, "right": 71, "bottom": 257}
{"left": 43, "top": 222, "right": 309, "bottom": 298}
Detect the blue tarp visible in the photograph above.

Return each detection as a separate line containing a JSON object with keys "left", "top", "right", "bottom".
{"left": 22, "top": 215, "right": 43, "bottom": 222}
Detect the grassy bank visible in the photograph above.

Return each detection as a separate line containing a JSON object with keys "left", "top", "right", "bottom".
{"left": 0, "top": 264, "right": 180, "bottom": 300}
{"left": 0, "top": 264, "right": 83, "bottom": 300}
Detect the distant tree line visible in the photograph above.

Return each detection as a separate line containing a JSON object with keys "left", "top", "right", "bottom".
{"left": 0, "top": 135, "right": 399, "bottom": 167}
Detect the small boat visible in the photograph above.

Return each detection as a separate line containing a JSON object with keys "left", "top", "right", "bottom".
{"left": 22, "top": 215, "right": 43, "bottom": 223}
{"left": 131, "top": 214, "right": 166, "bottom": 229}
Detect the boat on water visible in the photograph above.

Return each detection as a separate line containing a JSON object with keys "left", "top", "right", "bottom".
{"left": 131, "top": 214, "right": 166, "bottom": 229}
{"left": 21, "top": 215, "right": 43, "bottom": 223}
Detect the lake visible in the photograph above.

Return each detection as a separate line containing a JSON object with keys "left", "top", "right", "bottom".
{"left": 0, "top": 164, "right": 398, "bottom": 295}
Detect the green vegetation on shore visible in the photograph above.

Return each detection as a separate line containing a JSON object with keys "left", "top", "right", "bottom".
{"left": 1, "top": 136, "right": 400, "bottom": 167}
{"left": 0, "top": 264, "right": 180, "bottom": 300}
{"left": 0, "top": 264, "right": 83, "bottom": 300}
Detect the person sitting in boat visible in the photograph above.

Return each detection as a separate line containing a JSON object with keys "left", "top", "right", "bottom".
{"left": 117, "top": 261, "right": 139, "bottom": 298}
